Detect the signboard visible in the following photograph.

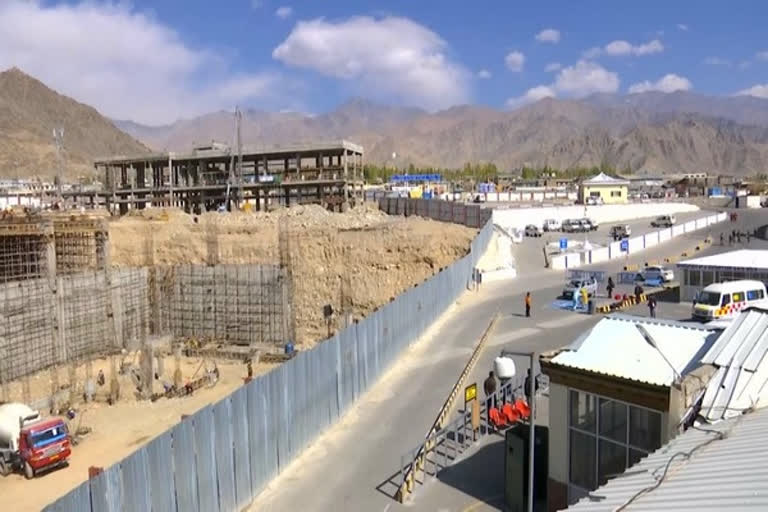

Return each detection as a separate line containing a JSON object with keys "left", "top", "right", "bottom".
{"left": 559, "top": 238, "right": 568, "bottom": 250}
{"left": 620, "top": 239, "right": 629, "bottom": 252}
{"left": 390, "top": 174, "right": 441, "bottom": 183}
{"left": 464, "top": 383, "right": 477, "bottom": 403}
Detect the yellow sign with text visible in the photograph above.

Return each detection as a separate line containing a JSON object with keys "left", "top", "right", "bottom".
{"left": 464, "top": 383, "right": 477, "bottom": 403}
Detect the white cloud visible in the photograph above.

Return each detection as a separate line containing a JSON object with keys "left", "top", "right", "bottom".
{"left": 535, "top": 29, "right": 560, "bottom": 44}
{"left": 505, "top": 51, "right": 525, "bottom": 72}
{"left": 477, "top": 69, "right": 492, "bottom": 79}
{"left": 704, "top": 56, "right": 731, "bottom": 66}
{"left": 506, "top": 85, "right": 555, "bottom": 108}
{"left": 677, "top": 24, "right": 689, "bottom": 31}
{"left": 275, "top": 6, "right": 293, "bottom": 19}
{"left": 545, "top": 62, "right": 561, "bottom": 72}
{"left": 756, "top": 51, "right": 768, "bottom": 61}
{"left": 506, "top": 60, "right": 619, "bottom": 108}
{"left": 628, "top": 73, "right": 692, "bottom": 94}
{"left": 273, "top": 16, "right": 470, "bottom": 110}
{"left": 0, "top": 1, "right": 287, "bottom": 125}
{"left": 554, "top": 60, "right": 620, "bottom": 96}
{"left": 586, "top": 39, "right": 664, "bottom": 58}
{"left": 736, "top": 84, "right": 768, "bottom": 99}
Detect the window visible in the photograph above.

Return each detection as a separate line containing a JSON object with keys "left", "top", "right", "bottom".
{"left": 732, "top": 292, "right": 744, "bottom": 303}
{"left": 590, "top": 191, "right": 601, "bottom": 198}
{"left": 721, "top": 294, "right": 731, "bottom": 307}
{"left": 610, "top": 190, "right": 622, "bottom": 197}
{"left": 568, "top": 390, "right": 662, "bottom": 500}
{"left": 688, "top": 270, "right": 700, "bottom": 286}
{"left": 702, "top": 271, "right": 714, "bottom": 286}
{"left": 747, "top": 289, "right": 765, "bottom": 301}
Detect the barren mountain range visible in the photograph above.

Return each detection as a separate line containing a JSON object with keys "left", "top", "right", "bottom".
{"left": 0, "top": 68, "right": 147, "bottom": 180}
{"left": 2, "top": 66, "right": 768, "bottom": 179}
{"left": 116, "top": 92, "right": 768, "bottom": 176}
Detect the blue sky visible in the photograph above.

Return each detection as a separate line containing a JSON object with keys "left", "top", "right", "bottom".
{"left": 1, "top": 1, "right": 767, "bottom": 124}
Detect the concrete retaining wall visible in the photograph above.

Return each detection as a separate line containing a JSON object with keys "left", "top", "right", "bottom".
{"left": 590, "top": 247, "right": 609, "bottom": 264}
{"left": 659, "top": 228, "right": 672, "bottom": 243}
{"left": 672, "top": 224, "right": 685, "bottom": 237}
{"left": 628, "top": 236, "right": 644, "bottom": 253}
{"left": 551, "top": 255, "right": 566, "bottom": 270}
{"left": 684, "top": 220, "right": 697, "bottom": 232}
{"left": 565, "top": 253, "right": 581, "bottom": 268}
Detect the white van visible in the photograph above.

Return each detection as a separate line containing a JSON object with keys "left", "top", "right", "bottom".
{"left": 692, "top": 280, "right": 768, "bottom": 321}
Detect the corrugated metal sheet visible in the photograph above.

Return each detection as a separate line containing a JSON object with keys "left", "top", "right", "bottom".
{"left": 550, "top": 316, "right": 716, "bottom": 386}
{"left": 43, "top": 218, "right": 495, "bottom": 512}
{"left": 700, "top": 308, "right": 768, "bottom": 421}
{"left": 567, "top": 407, "right": 768, "bottom": 511}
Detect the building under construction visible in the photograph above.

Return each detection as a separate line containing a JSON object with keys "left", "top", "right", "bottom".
{"left": 94, "top": 140, "right": 365, "bottom": 215}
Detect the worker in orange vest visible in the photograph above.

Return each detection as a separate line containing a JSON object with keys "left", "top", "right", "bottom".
{"left": 525, "top": 292, "right": 532, "bottom": 317}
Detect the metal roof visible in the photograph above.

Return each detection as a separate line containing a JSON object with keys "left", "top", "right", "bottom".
{"left": 567, "top": 406, "right": 768, "bottom": 511}
{"left": 581, "top": 172, "right": 630, "bottom": 186}
{"left": 677, "top": 249, "right": 768, "bottom": 270}
{"left": 699, "top": 308, "right": 768, "bottom": 421}
{"left": 550, "top": 315, "right": 717, "bottom": 387}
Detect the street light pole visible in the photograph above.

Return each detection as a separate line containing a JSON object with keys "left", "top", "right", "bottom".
{"left": 501, "top": 349, "right": 537, "bottom": 512}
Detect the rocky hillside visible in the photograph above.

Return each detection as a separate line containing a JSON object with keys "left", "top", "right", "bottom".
{"left": 118, "top": 93, "right": 768, "bottom": 176}
{"left": 0, "top": 67, "right": 148, "bottom": 180}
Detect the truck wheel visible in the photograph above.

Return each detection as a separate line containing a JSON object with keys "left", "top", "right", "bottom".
{"left": 24, "top": 461, "right": 35, "bottom": 480}
{"left": 0, "top": 458, "right": 9, "bottom": 477}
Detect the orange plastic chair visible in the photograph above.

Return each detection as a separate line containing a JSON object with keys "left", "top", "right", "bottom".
{"left": 515, "top": 399, "right": 531, "bottom": 419}
{"left": 502, "top": 402, "right": 520, "bottom": 424}
{"left": 489, "top": 407, "right": 507, "bottom": 428}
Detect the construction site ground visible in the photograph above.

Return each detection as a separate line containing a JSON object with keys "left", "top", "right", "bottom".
{"left": 108, "top": 203, "right": 477, "bottom": 346}
{"left": 1, "top": 203, "right": 477, "bottom": 511}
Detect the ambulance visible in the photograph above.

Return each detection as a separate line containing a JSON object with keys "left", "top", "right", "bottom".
{"left": 692, "top": 280, "right": 768, "bottom": 321}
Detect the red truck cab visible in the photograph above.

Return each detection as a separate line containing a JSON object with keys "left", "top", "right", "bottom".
{"left": 18, "top": 417, "right": 71, "bottom": 479}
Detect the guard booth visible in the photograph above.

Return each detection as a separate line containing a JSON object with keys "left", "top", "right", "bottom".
{"left": 505, "top": 424, "right": 548, "bottom": 511}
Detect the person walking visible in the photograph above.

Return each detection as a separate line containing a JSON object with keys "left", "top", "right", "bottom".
{"left": 606, "top": 276, "right": 615, "bottom": 299}
{"left": 525, "top": 292, "right": 532, "bottom": 317}
{"left": 647, "top": 296, "right": 657, "bottom": 318}
{"left": 720, "top": 233, "right": 724, "bottom": 246}
{"left": 634, "top": 283, "right": 644, "bottom": 303}
{"left": 484, "top": 371, "right": 498, "bottom": 411}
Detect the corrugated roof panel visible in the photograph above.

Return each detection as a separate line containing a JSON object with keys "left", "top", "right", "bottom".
{"left": 702, "top": 310, "right": 760, "bottom": 366}
{"left": 567, "top": 407, "right": 768, "bottom": 511}
{"left": 743, "top": 315, "right": 768, "bottom": 371}
{"left": 550, "top": 316, "right": 715, "bottom": 387}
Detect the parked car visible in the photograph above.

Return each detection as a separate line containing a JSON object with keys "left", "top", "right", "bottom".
{"left": 562, "top": 219, "right": 583, "bottom": 233}
{"left": 585, "top": 196, "right": 604, "bottom": 205}
{"left": 610, "top": 224, "right": 631, "bottom": 240}
{"left": 636, "top": 265, "right": 674, "bottom": 284}
{"left": 580, "top": 218, "right": 598, "bottom": 231}
{"left": 524, "top": 224, "right": 542, "bottom": 237}
{"left": 651, "top": 215, "right": 676, "bottom": 227}
{"left": 562, "top": 277, "right": 598, "bottom": 300}
{"left": 543, "top": 219, "right": 561, "bottom": 232}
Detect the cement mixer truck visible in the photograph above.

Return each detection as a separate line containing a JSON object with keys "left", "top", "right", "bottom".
{"left": 0, "top": 403, "right": 71, "bottom": 479}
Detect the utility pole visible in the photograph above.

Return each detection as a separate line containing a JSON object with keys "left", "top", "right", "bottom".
{"left": 53, "top": 127, "right": 65, "bottom": 206}
{"left": 227, "top": 107, "right": 243, "bottom": 211}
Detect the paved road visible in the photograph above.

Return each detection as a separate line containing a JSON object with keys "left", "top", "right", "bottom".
{"left": 249, "top": 206, "right": 764, "bottom": 512}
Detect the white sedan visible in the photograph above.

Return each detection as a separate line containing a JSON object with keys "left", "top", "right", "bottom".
{"left": 639, "top": 266, "right": 674, "bottom": 284}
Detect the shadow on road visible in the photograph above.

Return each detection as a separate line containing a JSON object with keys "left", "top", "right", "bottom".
{"left": 435, "top": 436, "right": 507, "bottom": 511}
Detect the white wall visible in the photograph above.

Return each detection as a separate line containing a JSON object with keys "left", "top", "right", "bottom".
{"left": 659, "top": 228, "right": 672, "bottom": 243}
{"left": 591, "top": 247, "right": 609, "bottom": 263}
{"left": 565, "top": 253, "right": 581, "bottom": 268}
{"left": 628, "top": 235, "right": 644, "bottom": 253}
{"left": 492, "top": 202, "right": 699, "bottom": 231}
{"left": 684, "top": 220, "right": 697, "bottom": 232}
{"left": 672, "top": 224, "right": 685, "bottom": 237}
{"left": 644, "top": 231, "right": 659, "bottom": 248}
{"left": 609, "top": 240, "right": 622, "bottom": 259}
{"left": 551, "top": 255, "right": 566, "bottom": 270}
{"left": 548, "top": 383, "right": 568, "bottom": 485}
{"left": 695, "top": 218, "right": 707, "bottom": 229}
